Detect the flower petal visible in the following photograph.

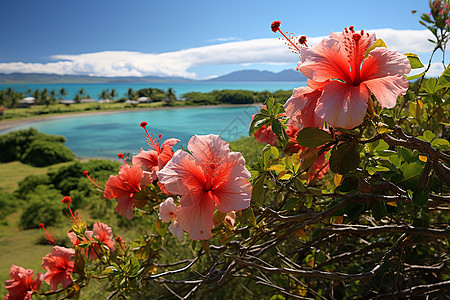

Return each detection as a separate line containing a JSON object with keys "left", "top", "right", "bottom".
{"left": 157, "top": 150, "right": 205, "bottom": 195}
{"left": 315, "top": 81, "right": 369, "bottom": 129}
{"left": 298, "top": 38, "right": 353, "bottom": 83}
{"left": 187, "top": 134, "right": 230, "bottom": 167}
{"left": 361, "top": 47, "right": 411, "bottom": 81}
{"left": 93, "top": 222, "right": 115, "bottom": 251}
{"left": 158, "top": 138, "right": 179, "bottom": 169}
{"left": 214, "top": 177, "right": 252, "bottom": 213}
{"left": 132, "top": 149, "right": 158, "bottom": 180}
{"left": 168, "top": 220, "right": 184, "bottom": 242}
{"left": 176, "top": 189, "right": 215, "bottom": 240}
{"left": 159, "top": 197, "right": 177, "bottom": 223}
{"left": 363, "top": 75, "right": 409, "bottom": 108}
{"left": 284, "top": 86, "right": 324, "bottom": 129}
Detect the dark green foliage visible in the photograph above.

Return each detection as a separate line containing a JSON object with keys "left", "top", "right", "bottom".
{"left": 0, "top": 192, "right": 17, "bottom": 223}
{"left": 0, "top": 128, "right": 73, "bottom": 166}
{"left": 14, "top": 174, "right": 50, "bottom": 199}
{"left": 182, "top": 89, "right": 294, "bottom": 106}
{"left": 213, "top": 90, "right": 256, "bottom": 104}
{"left": 183, "top": 92, "right": 218, "bottom": 105}
{"left": 19, "top": 185, "right": 64, "bottom": 229}
{"left": 21, "top": 140, "right": 74, "bottom": 167}
{"left": 48, "top": 159, "right": 120, "bottom": 195}
{"left": 229, "top": 136, "right": 265, "bottom": 166}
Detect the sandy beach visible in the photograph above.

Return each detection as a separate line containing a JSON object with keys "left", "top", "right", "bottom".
{"left": 0, "top": 103, "right": 261, "bottom": 133}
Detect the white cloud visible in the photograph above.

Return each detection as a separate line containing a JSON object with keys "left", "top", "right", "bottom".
{"left": 208, "top": 37, "right": 242, "bottom": 43}
{"left": 0, "top": 29, "right": 443, "bottom": 78}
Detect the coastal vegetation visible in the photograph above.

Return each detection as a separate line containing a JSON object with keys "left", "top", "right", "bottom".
{"left": 0, "top": 87, "right": 292, "bottom": 121}
{"left": 0, "top": 129, "right": 263, "bottom": 298}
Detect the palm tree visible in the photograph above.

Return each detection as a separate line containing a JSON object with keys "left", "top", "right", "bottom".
{"left": 127, "top": 88, "right": 137, "bottom": 100}
{"left": 59, "top": 87, "right": 68, "bottom": 100}
{"left": 0, "top": 91, "right": 6, "bottom": 106}
{"left": 50, "top": 89, "right": 57, "bottom": 105}
{"left": 165, "top": 88, "right": 176, "bottom": 104}
{"left": 110, "top": 88, "right": 118, "bottom": 100}
{"left": 41, "top": 89, "right": 50, "bottom": 107}
{"left": 33, "top": 89, "right": 41, "bottom": 104}
{"left": 99, "top": 89, "right": 110, "bottom": 100}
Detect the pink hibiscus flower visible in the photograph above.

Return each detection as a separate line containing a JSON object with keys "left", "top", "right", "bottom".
{"left": 285, "top": 26, "right": 411, "bottom": 129}
{"left": 104, "top": 164, "right": 152, "bottom": 219}
{"left": 68, "top": 222, "right": 115, "bottom": 260}
{"left": 157, "top": 134, "right": 252, "bottom": 240}
{"left": 41, "top": 246, "right": 75, "bottom": 292}
{"left": 133, "top": 122, "right": 179, "bottom": 181}
{"left": 158, "top": 197, "right": 177, "bottom": 223}
{"left": 4, "top": 265, "right": 43, "bottom": 300}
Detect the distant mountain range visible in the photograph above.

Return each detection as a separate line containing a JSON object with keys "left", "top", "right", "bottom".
{"left": 207, "top": 69, "right": 306, "bottom": 82}
{"left": 0, "top": 69, "right": 306, "bottom": 84}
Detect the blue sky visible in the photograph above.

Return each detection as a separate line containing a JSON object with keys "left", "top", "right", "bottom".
{"left": 0, "top": 0, "right": 443, "bottom": 79}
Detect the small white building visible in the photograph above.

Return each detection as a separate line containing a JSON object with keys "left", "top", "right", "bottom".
{"left": 80, "top": 98, "right": 97, "bottom": 103}
{"left": 19, "top": 97, "right": 36, "bottom": 105}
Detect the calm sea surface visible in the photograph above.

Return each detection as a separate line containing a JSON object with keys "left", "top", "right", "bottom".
{"left": 1, "top": 82, "right": 304, "bottom": 158}
{"left": 0, "top": 81, "right": 303, "bottom": 99}
{"left": 3, "top": 106, "right": 261, "bottom": 158}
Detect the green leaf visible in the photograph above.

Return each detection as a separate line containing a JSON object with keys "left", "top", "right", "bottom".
{"left": 406, "top": 71, "right": 426, "bottom": 80}
{"left": 405, "top": 53, "right": 424, "bottom": 69}
{"left": 372, "top": 202, "right": 387, "bottom": 221}
{"left": 438, "top": 64, "right": 450, "bottom": 86}
{"left": 365, "top": 38, "right": 387, "bottom": 57}
{"left": 423, "top": 130, "right": 434, "bottom": 142}
{"left": 271, "top": 119, "right": 288, "bottom": 148}
{"left": 366, "top": 165, "right": 390, "bottom": 175}
{"left": 296, "top": 127, "right": 333, "bottom": 148}
{"left": 249, "top": 113, "right": 271, "bottom": 135}
{"left": 412, "top": 189, "right": 430, "bottom": 206}
{"left": 329, "top": 143, "right": 360, "bottom": 175}
{"left": 394, "top": 162, "right": 423, "bottom": 190}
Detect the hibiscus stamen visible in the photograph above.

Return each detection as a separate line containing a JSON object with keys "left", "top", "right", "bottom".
{"left": 39, "top": 223, "right": 55, "bottom": 245}
{"left": 62, "top": 196, "right": 76, "bottom": 220}
{"left": 117, "top": 153, "right": 127, "bottom": 164}
{"left": 140, "top": 121, "right": 161, "bottom": 154}
{"left": 83, "top": 170, "right": 103, "bottom": 190}
{"left": 115, "top": 236, "right": 125, "bottom": 251}
{"left": 271, "top": 20, "right": 305, "bottom": 55}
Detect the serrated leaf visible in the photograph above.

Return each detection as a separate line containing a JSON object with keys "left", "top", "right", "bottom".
{"left": 405, "top": 53, "right": 424, "bottom": 69}
{"left": 296, "top": 127, "right": 333, "bottom": 148}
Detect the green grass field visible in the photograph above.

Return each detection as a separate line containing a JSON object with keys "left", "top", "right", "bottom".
{"left": 0, "top": 161, "right": 72, "bottom": 193}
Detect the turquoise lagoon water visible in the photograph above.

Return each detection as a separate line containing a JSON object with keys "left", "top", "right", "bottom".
{"left": 0, "top": 81, "right": 303, "bottom": 99}
{"left": 2, "top": 106, "right": 260, "bottom": 158}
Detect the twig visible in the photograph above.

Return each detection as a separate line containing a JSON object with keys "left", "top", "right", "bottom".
{"left": 321, "top": 224, "right": 450, "bottom": 238}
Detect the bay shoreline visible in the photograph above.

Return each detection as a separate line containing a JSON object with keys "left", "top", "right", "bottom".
{"left": 0, "top": 103, "right": 262, "bottom": 133}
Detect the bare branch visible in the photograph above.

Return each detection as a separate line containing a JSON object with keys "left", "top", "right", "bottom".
{"left": 321, "top": 224, "right": 450, "bottom": 238}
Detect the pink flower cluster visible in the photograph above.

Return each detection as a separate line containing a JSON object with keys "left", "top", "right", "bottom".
{"left": 157, "top": 134, "right": 252, "bottom": 240}
{"left": 68, "top": 221, "right": 115, "bottom": 260}
{"left": 283, "top": 26, "right": 410, "bottom": 129}
{"left": 103, "top": 123, "right": 252, "bottom": 241}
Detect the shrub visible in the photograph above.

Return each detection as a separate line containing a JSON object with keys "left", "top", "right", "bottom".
{"left": 21, "top": 139, "right": 74, "bottom": 167}
{"left": 14, "top": 174, "right": 51, "bottom": 199}
{"left": 0, "top": 127, "right": 72, "bottom": 166}
{"left": 0, "top": 192, "right": 17, "bottom": 224}
{"left": 19, "top": 185, "right": 64, "bottom": 229}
